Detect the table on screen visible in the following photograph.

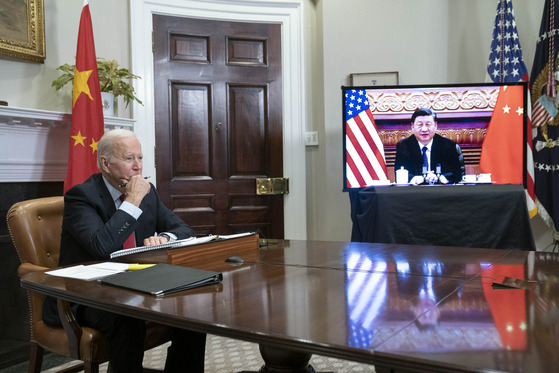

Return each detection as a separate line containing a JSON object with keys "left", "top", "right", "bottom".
{"left": 349, "top": 184, "right": 535, "bottom": 250}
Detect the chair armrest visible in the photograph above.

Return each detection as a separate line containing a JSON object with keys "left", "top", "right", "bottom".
{"left": 57, "top": 298, "right": 83, "bottom": 360}
{"left": 17, "top": 262, "right": 48, "bottom": 277}
{"left": 18, "top": 262, "right": 84, "bottom": 359}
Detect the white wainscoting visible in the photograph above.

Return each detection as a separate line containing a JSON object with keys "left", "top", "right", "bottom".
{"left": 0, "top": 106, "right": 135, "bottom": 182}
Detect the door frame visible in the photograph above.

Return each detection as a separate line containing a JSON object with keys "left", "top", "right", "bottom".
{"left": 130, "top": 0, "right": 307, "bottom": 239}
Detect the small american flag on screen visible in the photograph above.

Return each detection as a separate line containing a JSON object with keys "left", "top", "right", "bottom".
{"left": 345, "top": 89, "right": 388, "bottom": 188}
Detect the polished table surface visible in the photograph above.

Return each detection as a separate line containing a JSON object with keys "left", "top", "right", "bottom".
{"left": 21, "top": 240, "right": 559, "bottom": 372}
{"left": 350, "top": 184, "right": 536, "bottom": 250}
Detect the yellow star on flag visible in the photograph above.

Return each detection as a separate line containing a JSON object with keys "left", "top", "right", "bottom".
{"left": 516, "top": 107, "right": 524, "bottom": 116}
{"left": 502, "top": 105, "right": 511, "bottom": 114}
{"left": 72, "top": 68, "right": 94, "bottom": 108}
{"left": 71, "top": 130, "right": 87, "bottom": 147}
{"left": 90, "top": 137, "right": 99, "bottom": 154}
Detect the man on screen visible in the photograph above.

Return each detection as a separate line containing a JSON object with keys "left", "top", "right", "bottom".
{"left": 395, "top": 108, "right": 464, "bottom": 184}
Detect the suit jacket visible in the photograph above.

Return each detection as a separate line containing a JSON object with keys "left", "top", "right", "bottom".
{"left": 394, "top": 134, "right": 464, "bottom": 184}
{"left": 43, "top": 173, "right": 195, "bottom": 324}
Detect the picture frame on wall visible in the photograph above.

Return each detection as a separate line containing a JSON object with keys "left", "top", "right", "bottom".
{"left": 349, "top": 71, "right": 399, "bottom": 86}
{"left": 0, "top": 0, "right": 45, "bottom": 63}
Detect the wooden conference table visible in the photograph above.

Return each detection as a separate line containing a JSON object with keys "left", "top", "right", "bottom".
{"left": 21, "top": 240, "right": 559, "bottom": 372}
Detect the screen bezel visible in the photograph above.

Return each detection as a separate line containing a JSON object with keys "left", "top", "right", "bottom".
{"left": 342, "top": 82, "right": 528, "bottom": 191}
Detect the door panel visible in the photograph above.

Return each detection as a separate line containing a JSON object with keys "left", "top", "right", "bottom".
{"left": 229, "top": 85, "right": 267, "bottom": 176}
{"left": 172, "top": 83, "right": 211, "bottom": 178}
{"left": 153, "top": 15, "right": 284, "bottom": 238}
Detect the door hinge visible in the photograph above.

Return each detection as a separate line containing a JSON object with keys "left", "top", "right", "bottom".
{"left": 154, "top": 145, "right": 157, "bottom": 168}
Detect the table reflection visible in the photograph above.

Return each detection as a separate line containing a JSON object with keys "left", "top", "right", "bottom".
{"left": 344, "top": 247, "right": 527, "bottom": 353}
{"left": 532, "top": 252, "right": 559, "bottom": 372}
{"left": 346, "top": 253, "right": 387, "bottom": 348}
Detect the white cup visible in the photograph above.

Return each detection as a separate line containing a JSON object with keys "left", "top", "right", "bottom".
{"left": 462, "top": 174, "right": 476, "bottom": 183}
{"left": 477, "top": 173, "right": 492, "bottom": 183}
{"left": 395, "top": 167, "right": 408, "bottom": 184}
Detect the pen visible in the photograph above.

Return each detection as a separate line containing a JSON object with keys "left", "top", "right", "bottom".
{"left": 119, "top": 176, "right": 151, "bottom": 188}
{"left": 128, "top": 263, "right": 156, "bottom": 271}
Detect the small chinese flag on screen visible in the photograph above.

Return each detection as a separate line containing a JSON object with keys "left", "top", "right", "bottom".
{"left": 479, "top": 85, "right": 525, "bottom": 185}
{"left": 64, "top": 0, "right": 105, "bottom": 193}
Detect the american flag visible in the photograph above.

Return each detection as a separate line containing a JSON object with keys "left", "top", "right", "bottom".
{"left": 487, "top": 0, "right": 528, "bottom": 82}
{"left": 486, "top": 0, "right": 536, "bottom": 218}
{"left": 345, "top": 89, "right": 388, "bottom": 188}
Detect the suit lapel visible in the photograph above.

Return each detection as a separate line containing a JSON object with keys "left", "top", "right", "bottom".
{"left": 93, "top": 174, "right": 117, "bottom": 217}
{"left": 430, "top": 134, "right": 441, "bottom": 165}
{"left": 410, "top": 136, "right": 423, "bottom": 170}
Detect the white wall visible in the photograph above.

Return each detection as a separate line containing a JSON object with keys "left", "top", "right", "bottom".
{"left": 447, "top": 1, "right": 544, "bottom": 82}
{"left": 0, "top": 0, "right": 554, "bottom": 250}
{"left": 0, "top": 0, "right": 131, "bottom": 116}
{"left": 310, "top": 0, "right": 554, "bottom": 250}
{"left": 315, "top": 1, "right": 451, "bottom": 243}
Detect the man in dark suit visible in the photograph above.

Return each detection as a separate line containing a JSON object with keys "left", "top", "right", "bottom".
{"left": 395, "top": 108, "right": 464, "bottom": 184}
{"left": 43, "top": 129, "right": 206, "bottom": 372}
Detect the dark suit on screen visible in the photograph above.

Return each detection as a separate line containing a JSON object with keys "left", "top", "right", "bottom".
{"left": 395, "top": 134, "right": 465, "bottom": 184}
{"left": 43, "top": 173, "right": 204, "bottom": 372}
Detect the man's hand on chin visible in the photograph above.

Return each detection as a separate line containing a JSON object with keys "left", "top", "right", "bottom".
{"left": 122, "top": 175, "right": 151, "bottom": 206}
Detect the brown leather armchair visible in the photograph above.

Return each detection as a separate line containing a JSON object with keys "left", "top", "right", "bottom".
{"left": 7, "top": 197, "right": 171, "bottom": 373}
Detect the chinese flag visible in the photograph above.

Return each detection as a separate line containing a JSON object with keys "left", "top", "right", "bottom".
{"left": 479, "top": 85, "right": 524, "bottom": 184}
{"left": 482, "top": 264, "right": 527, "bottom": 350}
{"left": 63, "top": 0, "right": 104, "bottom": 193}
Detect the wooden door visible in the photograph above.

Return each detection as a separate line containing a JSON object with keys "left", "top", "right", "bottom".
{"left": 153, "top": 15, "right": 284, "bottom": 238}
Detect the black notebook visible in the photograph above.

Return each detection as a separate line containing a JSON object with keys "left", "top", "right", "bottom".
{"left": 100, "top": 263, "right": 223, "bottom": 296}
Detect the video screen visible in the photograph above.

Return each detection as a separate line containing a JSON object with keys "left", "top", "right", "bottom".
{"left": 342, "top": 82, "right": 528, "bottom": 191}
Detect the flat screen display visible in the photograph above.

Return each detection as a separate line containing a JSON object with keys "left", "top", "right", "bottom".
{"left": 342, "top": 82, "right": 528, "bottom": 191}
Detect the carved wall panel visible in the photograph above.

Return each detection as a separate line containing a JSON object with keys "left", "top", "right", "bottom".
{"left": 367, "top": 87, "right": 499, "bottom": 115}
{"left": 378, "top": 127, "right": 488, "bottom": 147}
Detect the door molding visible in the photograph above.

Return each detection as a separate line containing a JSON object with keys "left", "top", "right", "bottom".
{"left": 130, "top": 0, "right": 307, "bottom": 239}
